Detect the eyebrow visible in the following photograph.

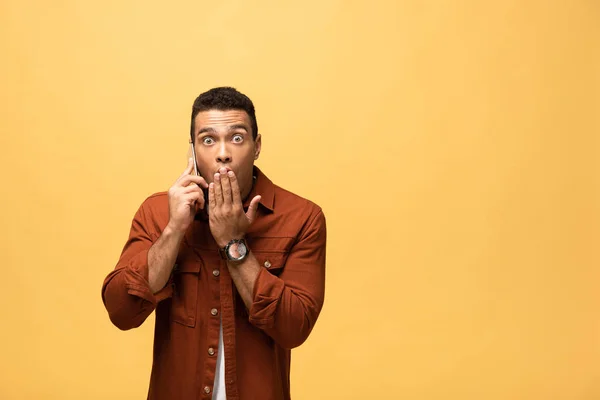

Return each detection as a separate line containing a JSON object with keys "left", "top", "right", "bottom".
{"left": 197, "top": 124, "right": 249, "bottom": 136}
{"left": 197, "top": 127, "right": 216, "bottom": 135}
{"left": 228, "top": 124, "right": 249, "bottom": 133}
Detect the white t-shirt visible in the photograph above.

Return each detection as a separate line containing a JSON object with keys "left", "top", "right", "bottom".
{"left": 212, "top": 320, "right": 226, "bottom": 399}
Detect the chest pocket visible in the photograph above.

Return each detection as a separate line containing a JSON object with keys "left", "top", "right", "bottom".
{"left": 247, "top": 236, "right": 294, "bottom": 276}
{"left": 170, "top": 248, "right": 202, "bottom": 328}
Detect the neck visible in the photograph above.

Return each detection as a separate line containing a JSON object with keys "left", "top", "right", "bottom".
{"left": 242, "top": 174, "right": 257, "bottom": 204}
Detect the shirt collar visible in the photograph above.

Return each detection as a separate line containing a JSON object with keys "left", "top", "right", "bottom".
{"left": 244, "top": 166, "right": 275, "bottom": 212}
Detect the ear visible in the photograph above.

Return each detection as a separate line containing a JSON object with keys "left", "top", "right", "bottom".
{"left": 254, "top": 134, "right": 262, "bottom": 160}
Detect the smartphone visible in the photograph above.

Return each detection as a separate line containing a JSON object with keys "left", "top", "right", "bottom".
{"left": 188, "top": 141, "right": 209, "bottom": 213}
{"left": 188, "top": 142, "right": 199, "bottom": 176}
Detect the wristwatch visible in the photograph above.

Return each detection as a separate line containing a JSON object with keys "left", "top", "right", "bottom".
{"left": 219, "top": 238, "right": 249, "bottom": 262}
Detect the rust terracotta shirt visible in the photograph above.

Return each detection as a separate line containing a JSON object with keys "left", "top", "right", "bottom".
{"left": 101, "top": 167, "right": 326, "bottom": 400}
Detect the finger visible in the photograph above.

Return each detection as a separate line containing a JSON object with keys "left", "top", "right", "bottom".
{"left": 246, "top": 195, "right": 261, "bottom": 223}
{"left": 179, "top": 175, "right": 209, "bottom": 189}
{"left": 176, "top": 158, "right": 194, "bottom": 182}
{"left": 176, "top": 192, "right": 197, "bottom": 213}
{"left": 185, "top": 191, "right": 204, "bottom": 210}
{"left": 200, "top": 189, "right": 206, "bottom": 209}
{"left": 176, "top": 184, "right": 206, "bottom": 208}
{"left": 208, "top": 182, "right": 216, "bottom": 210}
{"left": 228, "top": 170, "right": 242, "bottom": 205}
{"left": 174, "top": 158, "right": 194, "bottom": 186}
{"left": 182, "top": 185, "right": 204, "bottom": 208}
{"left": 221, "top": 171, "right": 232, "bottom": 205}
{"left": 181, "top": 184, "right": 202, "bottom": 194}
{"left": 195, "top": 187, "right": 206, "bottom": 210}
{"left": 183, "top": 191, "right": 201, "bottom": 204}
{"left": 213, "top": 173, "right": 223, "bottom": 207}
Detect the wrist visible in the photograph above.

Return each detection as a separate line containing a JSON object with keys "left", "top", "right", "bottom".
{"left": 217, "top": 235, "right": 243, "bottom": 249}
{"left": 163, "top": 223, "right": 186, "bottom": 242}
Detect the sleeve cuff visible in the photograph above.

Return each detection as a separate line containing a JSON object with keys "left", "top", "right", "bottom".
{"left": 123, "top": 249, "right": 173, "bottom": 305}
{"left": 248, "top": 267, "right": 285, "bottom": 327}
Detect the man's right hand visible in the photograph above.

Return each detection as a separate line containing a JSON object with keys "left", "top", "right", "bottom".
{"left": 166, "top": 158, "right": 209, "bottom": 233}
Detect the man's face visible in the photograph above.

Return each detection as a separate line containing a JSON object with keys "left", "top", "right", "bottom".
{"left": 192, "top": 109, "right": 261, "bottom": 200}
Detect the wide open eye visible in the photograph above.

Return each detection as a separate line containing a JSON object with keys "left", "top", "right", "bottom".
{"left": 232, "top": 134, "right": 244, "bottom": 143}
{"left": 202, "top": 136, "right": 215, "bottom": 145}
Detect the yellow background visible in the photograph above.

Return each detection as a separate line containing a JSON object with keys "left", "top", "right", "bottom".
{"left": 1, "top": 1, "right": 598, "bottom": 399}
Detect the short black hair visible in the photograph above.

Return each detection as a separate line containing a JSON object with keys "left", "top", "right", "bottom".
{"left": 190, "top": 87, "right": 258, "bottom": 141}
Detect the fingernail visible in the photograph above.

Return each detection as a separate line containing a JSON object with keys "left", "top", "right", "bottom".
{"left": 227, "top": 171, "right": 234, "bottom": 177}
{"left": 214, "top": 173, "right": 220, "bottom": 180}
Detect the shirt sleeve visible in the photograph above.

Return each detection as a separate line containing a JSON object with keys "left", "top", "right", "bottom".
{"left": 248, "top": 208, "right": 326, "bottom": 349}
{"left": 101, "top": 201, "right": 173, "bottom": 330}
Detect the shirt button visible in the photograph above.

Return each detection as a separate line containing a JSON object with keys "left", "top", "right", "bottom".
{"left": 212, "top": 269, "right": 220, "bottom": 277}
{"left": 208, "top": 347, "right": 215, "bottom": 356}
{"left": 211, "top": 308, "right": 218, "bottom": 316}
{"left": 264, "top": 260, "right": 272, "bottom": 268}
{"left": 204, "top": 386, "right": 211, "bottom": 394}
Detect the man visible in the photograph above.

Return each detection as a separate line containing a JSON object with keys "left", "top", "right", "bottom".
{"left": 101, "top": 87, "right": 326, "bottom": 400}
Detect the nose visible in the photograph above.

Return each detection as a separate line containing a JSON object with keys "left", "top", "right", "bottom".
{"left": 216, "top": 142, "right": 231, "bottom": 164}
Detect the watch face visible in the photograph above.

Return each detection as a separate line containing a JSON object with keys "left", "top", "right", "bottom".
{"left": 228, "top": 240, "right": 248, "bottom": 260}
{"left": 237, "top": 242, "right": 248, "bottom": 258}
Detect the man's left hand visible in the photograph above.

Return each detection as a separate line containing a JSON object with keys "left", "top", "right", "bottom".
{"left": 208, "top": 168, "right": 261, "bottom": 248}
